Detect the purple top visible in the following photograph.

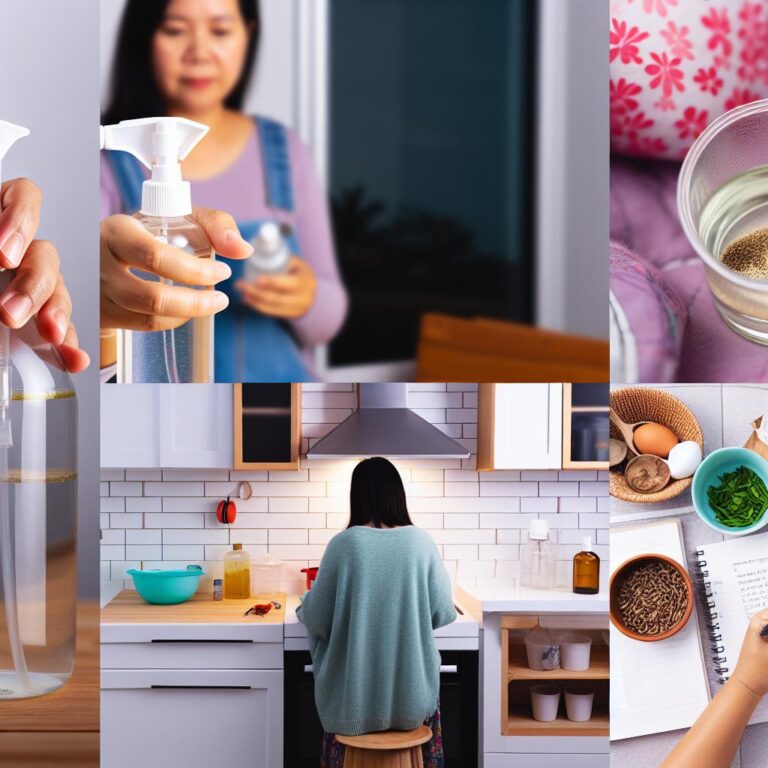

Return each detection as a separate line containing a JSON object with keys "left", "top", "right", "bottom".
{"left": 101, "top": 122, "right": 348, "bottom": 356}
{"left": 610, "top": 155, "right": 768, "bottom": 383}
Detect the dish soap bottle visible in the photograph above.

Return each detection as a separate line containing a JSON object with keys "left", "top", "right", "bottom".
{"left": 224, "top": 543, "right": 251, "bottom": 599}
{"left": 573, "top": 536, "right": 600, "bottom": 595}
{"left": 244, "top": 223, "right": 290, "bottom": 283}
{"left": 0, "top": 120, "right": 79, "bottom": 699}
{"left": 521, "top": 519, "right": 556, "bottom": 590}
{"left": 100, "top": 117, "right": 213, "bottom": 383}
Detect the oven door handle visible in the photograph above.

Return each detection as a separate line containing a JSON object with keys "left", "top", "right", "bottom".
{"left": 304, "top": 664, "right": 458, "bottom": 674}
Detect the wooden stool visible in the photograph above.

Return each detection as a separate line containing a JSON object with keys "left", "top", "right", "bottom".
{"left": 335, "top": 725, "right": 432, "bottom": 768}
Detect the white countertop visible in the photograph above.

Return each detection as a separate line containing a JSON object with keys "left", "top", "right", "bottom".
{"left": 456, "top": 578, "right": 609, "bottom": 613}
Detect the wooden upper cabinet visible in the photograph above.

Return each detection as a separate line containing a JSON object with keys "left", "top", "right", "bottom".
{"left": 477, "top": 384, "right": 563, "bottom": 470}
{"left": 233, "top": 384, "right": 302, "bottom": 470}
{"left": 562, "top": 383, "right": 609, "bottom": 470}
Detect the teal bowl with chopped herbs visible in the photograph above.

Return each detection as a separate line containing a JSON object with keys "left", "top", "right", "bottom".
{"left": 692, "top": 448, "right": 768, "bottom": 536}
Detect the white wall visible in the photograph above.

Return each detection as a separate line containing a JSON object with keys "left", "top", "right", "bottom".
{"left": 100, "top": 384, "right": 609, "bottom": 595}
{"left": 0, "top": 0, "right": 101, "bottom": 597}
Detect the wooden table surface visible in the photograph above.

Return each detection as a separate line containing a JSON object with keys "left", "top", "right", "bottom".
{"left": 101, "top": 590, "right": 287, "bottom": 624}
{"left": 0, "top": 601, "right": 99, "bottom": 767}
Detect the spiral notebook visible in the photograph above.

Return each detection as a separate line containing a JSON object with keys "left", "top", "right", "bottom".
{"left": 695, "top": 531, "right": 768, "bottom": 726}
{"left": 611, "top": 519, "right": 711, "bottom": 741}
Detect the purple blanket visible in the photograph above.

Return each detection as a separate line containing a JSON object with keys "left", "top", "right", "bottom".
{"left": 611, "top": 155, "right": 768, "bottom": 382}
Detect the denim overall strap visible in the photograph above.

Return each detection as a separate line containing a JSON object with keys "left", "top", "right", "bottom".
{"left": 106, "top": 150, "right": 145, "bottom": 214}
{"left": 213, "top": 118, "right": 311, "bottom": 382}
{"left": 256, "top": 116, "right": 295, "bottom": 212}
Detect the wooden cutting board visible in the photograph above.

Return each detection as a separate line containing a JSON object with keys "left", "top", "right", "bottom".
{"left": 101, "top": 590, "right": 287, "bottom": 624}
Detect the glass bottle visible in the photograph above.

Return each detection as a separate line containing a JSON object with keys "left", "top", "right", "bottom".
{"left": 223, "top": 544, "right": 251, "bottom": 599}
{"left": 0, "top": 317, "right": 77, "bottom": 700}
{"left": 521, "top": 519, "right": 556, "bottom": 590}
{"left": 573, "top": 536, "right": 600, "bottom": 595}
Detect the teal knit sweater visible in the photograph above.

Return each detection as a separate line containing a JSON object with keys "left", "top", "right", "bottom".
{"left": 296, "top": 525, "right": 457, "bottom": 736}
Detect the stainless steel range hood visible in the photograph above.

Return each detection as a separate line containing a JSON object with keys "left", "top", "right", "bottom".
{"left": 306, "top": 384, "right": 470, "bottom": 460}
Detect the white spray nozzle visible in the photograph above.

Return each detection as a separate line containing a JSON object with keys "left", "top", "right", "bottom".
{"left": 256, "top": 222, "right": 282, "bottom": 252}
{"left": 0, "top": 120, "right": 30, "bottom": 188}
{"left": 100, "top": 117, "right": 209, "bottom": 218}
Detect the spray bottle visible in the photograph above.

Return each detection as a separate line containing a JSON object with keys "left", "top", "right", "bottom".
{"left": 0, "top": 122, "right": 78, "bottom": 700}
{"left": 100, "top": 117, "right": 214, "bottom": 383}
{"left": 244, "top": 222, "right": 291, "bottom": 283}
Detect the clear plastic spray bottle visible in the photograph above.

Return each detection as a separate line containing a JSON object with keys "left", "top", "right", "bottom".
{"left": 0, "top": 121, "right": 78, "bottom": 699}
{"left": 100, "top": 117, "right": 214, "bottom": 383}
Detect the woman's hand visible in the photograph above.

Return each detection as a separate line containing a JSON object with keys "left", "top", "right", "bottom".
{"left": 235, "top": 256, "right": 317, "bottom": 319}
{"left": 0, "top": 178, "right": 89, "bottom": 373}
{"left": 731, "top": 609, "right": 768, "bottom": 700}
{"left": 101, "top": 207, "right": 253, "bottom": 332}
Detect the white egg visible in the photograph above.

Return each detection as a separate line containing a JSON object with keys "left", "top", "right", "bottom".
{"left": 667, "top": 441, "right": 702, "bottom": 480}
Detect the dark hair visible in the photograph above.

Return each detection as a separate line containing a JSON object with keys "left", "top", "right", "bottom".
{"left": 102, "top": 0, "right": 261, "bottom": 124}
{"left": 348, "top": 457, "right": 414, "bottom": 529}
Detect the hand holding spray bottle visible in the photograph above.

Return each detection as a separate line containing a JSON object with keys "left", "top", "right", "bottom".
{"left": 100, "top": 117, "right": 214, "bottom": 383}
{"left": 0, "top": 121, "right": 79, "bottom": 701}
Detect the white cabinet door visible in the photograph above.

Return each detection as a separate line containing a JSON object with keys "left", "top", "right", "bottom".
{"left": 492, "top": 384, "right": 563, "bottom": 469}
{"left": 158, "top": 384, "right": 233, "bottom": 467}
{"left": 100, "top": 385, "right": 233, "bottom": 468}
{"left": 100, "top": 384, "right": 160, "bottom": 468}
{"left": 102, "top": 669, "right": 282, "bottom": 768}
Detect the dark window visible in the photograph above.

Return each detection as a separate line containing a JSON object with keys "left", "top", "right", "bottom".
{"left": 328, "top": 0, "right": 536, "bottom": 367}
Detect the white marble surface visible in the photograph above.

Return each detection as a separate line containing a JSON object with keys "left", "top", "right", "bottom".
{"left": 611, "top": 384, "right": 768, "bottom": 768}
{"left": 456, "top": 578, "right": 608, "bottom": 613}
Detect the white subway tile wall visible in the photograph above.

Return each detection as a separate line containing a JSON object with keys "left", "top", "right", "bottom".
{"left": 100, "top": 384, "right": 609, "bottom": 593}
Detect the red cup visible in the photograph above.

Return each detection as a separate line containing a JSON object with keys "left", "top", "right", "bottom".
{"left": 301, "top": 567, "right": 319, "bottom": 590}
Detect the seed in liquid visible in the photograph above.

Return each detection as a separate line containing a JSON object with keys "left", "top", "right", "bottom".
{"left": 720, "top": 228, "right": 768, "bottom": 281}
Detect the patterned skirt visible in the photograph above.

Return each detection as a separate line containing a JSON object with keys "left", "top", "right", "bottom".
{"left": 320, "top": 707, "right": 444, "bottom": 768}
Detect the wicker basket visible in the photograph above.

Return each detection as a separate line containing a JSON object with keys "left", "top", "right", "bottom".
{"left": 610, "top": 387, "right": 703, "bottom": 504}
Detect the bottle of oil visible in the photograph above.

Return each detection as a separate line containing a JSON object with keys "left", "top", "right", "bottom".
{"left": 100, "top": 118, "right": 214, "bottom": 383}
{"left": 224, "top": 544, "right": 251, "bottom": 599}
{"left": 573, "top": 536, "right": 600, "bottom": 595}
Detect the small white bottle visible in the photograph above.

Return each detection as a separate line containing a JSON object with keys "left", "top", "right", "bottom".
{"left": 244, "top": 222, "right": 291, "bottom": 283}
{"left": 100, "top": 118, "right": 214, "bottom": 383}
{"left": 521, "top": 519, "right": 557, "bottom": 590}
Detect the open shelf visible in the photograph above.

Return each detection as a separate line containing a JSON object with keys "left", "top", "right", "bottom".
{"left": 501, "top": 615, "right": 610, "bottom": 738}
{"left": 507, "top": 644, "right": 609, "bottom": 682}
{"left": 504, "top": 708, "right": 609, "bottom": 737}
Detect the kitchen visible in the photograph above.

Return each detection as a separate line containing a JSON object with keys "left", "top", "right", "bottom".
{"left": 100, "top": 383, "right": 610, "bottom": 767}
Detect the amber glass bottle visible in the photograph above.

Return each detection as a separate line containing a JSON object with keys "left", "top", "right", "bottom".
{"left": 573, "top": 536, "right": 600, "bottom": 595}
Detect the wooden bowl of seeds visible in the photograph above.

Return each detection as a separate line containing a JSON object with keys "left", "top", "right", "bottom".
{"left": 609, "top": 554, "right": 694, "bottom": 642}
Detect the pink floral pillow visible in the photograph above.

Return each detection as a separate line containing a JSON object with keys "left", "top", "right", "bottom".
{"left": 610, "top": 0, "right": 768, "bottom": 159}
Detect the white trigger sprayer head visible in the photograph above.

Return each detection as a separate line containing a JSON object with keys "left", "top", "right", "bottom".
{"left": 99, "top": 117, "right": 209, "bottom": 218}
{"left": 0, "top": 119, "right": 30, "bottom": 191}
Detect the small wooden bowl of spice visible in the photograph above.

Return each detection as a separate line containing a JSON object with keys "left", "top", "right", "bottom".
{"left": 609, "top": 554, "right": 694, "bottom": 642}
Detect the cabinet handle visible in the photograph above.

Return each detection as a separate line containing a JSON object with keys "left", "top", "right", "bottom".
{"left": 440, "top": 665, "right": 458, "bottom": 674}
{"left": 303, "top": 665, "right": 313, "bottom": 674}
{"left": 150, "top": 639, "right": 253, "bottom": 644}
{"left": 150, "top": 685, "right": 253, "bottom": 690}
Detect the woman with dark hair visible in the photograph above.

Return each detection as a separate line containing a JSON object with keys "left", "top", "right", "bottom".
{"left": 297, "top": 457, "right": 456, "bottom": 767}
{"left": 99, "top": 0, "right": 346, "bottom": 381}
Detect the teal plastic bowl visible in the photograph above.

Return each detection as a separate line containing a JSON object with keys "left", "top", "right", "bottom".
{"left": 692, "top": 448, "right": 768, "bottom": 537}
{"left": 127, "top": 565, "right": 205, "bottom": 605}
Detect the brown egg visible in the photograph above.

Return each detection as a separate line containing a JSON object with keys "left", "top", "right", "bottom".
{"left": 633, "top": 423, "right": 679, "bottom": 459}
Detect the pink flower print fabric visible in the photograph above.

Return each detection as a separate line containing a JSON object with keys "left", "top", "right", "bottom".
{"left": 610, "top": 0, "right": 768, "bottom": 160}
